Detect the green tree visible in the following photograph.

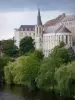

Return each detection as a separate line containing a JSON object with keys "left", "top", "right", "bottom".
{"left": 4, "top": 51, "right": 43, "bottom": 88}
{"left": 36, "top": 58, "right": 56, "bottom": 90}
{"left": 36, "top": 43, "right": 71, "bottom": 90}
{"left": 4, "top": 56, "right": 27, "bottom": 84}
{"left": 0, "top": 56, "right": 13, "bottom": 82}
{"left": 19, "top": 36, "right": 35, "bottom": 55}
{"left": 50, "top": 44, "right": 70, "bottom": 65}
{"left": 0, "top": 39, "right": 19, "bottom": 57}
{"left": 59, "top": 41, "right": 65, "bottom": 48}
{"left": 55, "top": 61, "right": 75, "bottom": 98}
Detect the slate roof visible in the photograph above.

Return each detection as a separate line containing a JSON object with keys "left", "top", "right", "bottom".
{"left": 61, "top": 15, "right": 75, "bottom": 22}
{"left": 55, "top": 25, "right": 71, "bottom": 33}
{"left": 19, "top": 25, "right": 35, "bottom": 31}
{"left": 44, "top": 24, "right": 71, "bottom": 34}
{"left": 37, "top": 8, "right": 42, "bottom": 25}
{"left": 44, "top": 13, "right": 65, "bottom": 27}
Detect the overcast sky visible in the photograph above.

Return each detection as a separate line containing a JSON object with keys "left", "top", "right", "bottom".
{"left": 0, "top": 0, "right": 75, "bottom": 40}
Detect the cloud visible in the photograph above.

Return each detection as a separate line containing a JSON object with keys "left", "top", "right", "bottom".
{"left": 0, "top": 10, "right": 64, "bottom": 40}
{"left": 0, "top": 0, "right": 75, "bottom": 12}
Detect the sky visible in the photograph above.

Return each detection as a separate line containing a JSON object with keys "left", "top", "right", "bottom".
{"left": 0, "top": 0, "right": 75, "bottom": 40}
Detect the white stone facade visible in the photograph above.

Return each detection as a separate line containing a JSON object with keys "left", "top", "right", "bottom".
{"left": 14, "top": 11, "right": 75, "bottom": 57}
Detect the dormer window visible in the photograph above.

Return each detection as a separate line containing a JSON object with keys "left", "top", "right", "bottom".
{"left": 33, "top": 28, "right": 35, "bottom": 31}
{"left": 29, "top": 28, "right": 31, "bottom": 31}
{"left": 21, "top": 28, "right": 23, "bottom": 31}
{"left": 25, "top": 28, "right": 27, "bottom": 31}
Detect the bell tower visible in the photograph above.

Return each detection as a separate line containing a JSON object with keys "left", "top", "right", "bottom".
{"left": 35, "top": 8, "right": 43, "bottom": 50}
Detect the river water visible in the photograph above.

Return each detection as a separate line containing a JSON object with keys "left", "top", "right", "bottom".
{"left": 0, "top": 84, "right": 60, "bottom": 100}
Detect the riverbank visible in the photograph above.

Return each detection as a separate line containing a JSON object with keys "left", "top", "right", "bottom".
{"left": 0, "top": 84, "right": 60, "bottom": 100}
{"left": 0, "top": 84, "right": 75, "bottom": 100}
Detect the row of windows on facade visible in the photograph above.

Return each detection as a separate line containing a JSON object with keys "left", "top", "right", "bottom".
{"left": 20, "top": 32, "right": 35, "bottom": 37}
{"left": 63, "top": 21, "right": 75, "bottom": 26}
{"left": 43, "top": 35, "right": 71, "bottom": 44}
{"left": 20, "top": 28, "right": 35, "bottom": 31}
{"left": 69, "top": 27, "right": 75, "bottom": 32}
{"left": 62, "top": 18, "right": 75, "bottom": 22}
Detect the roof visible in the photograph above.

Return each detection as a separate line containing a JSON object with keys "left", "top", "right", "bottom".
{"left": 37, "top": 8, "right": 42, "bottom": 26}
{"left": 61, "top": 15, "right": 75, "bottom": 22}
{"left": 19, "top": 25, "right": 35, "bottom": 31}
{"left": 44, "top": 13, "right": 65, "bottom": 27}
{"left": 44, "top": 24, "right": 71, "bottom": 33}
{"left": 55, "top": 25, "right": 71, "bottom": 33}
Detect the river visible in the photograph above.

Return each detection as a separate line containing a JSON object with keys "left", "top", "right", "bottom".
{"left": 0, "top": 84, "right": 60, "bottom": 100}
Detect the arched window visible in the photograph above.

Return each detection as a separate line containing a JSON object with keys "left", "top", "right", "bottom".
{"left": 39, "top": 27, "right": 41, "bottom": 33}
{"left": 66, "top": 35, "right": 68, "bottom": 44}
{"left": 59, "top": 36, "right": 60, "bottom": 42}
{"left": 62, "top": 35, "right": 64, "bottom": 41}
{"left": 37, "top": 27, "right": 38, "bottom": 34}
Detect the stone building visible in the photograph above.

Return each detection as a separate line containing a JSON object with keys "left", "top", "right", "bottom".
{"left": 14, "top": 9, "right": 75, "bottom": 57}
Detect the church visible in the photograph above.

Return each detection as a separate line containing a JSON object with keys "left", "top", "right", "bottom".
{"left": 14, "top": 9, "right": 75, "bottom": 57}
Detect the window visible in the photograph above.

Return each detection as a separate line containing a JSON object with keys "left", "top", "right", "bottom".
{"left": 20, "top": 32, "right": 23, "bottom": 37}
{"left": 21, "top": 28, "right": 23, "bottom": 31}
{"left": 39, "top": 27, "right": 41, "bottom": 33}
{"left": 33, "top": 28, "right": 35, "bottom": 31}
{"left": 39, "top": 38, "right": 42, "bottom": 42}
{"left": 59, "top": 36, "right": 60, "bottom": 42}
{"left": 25, "top": 28, "right": 27, "bottom": 31}
{"left": 66, "top": 35, "right": 68, "bottom": 44}
{"left": 29, "top": 28, "right": 31, "bottom": 31}
{"left": 62, "top": 35, "right": 64, "bottom": 41}
{"left": 37, "top": 27, "right": 38, "bottom": 34}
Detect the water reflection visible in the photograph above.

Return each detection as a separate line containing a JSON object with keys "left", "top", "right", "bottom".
{"left": 0, "top": 84, "right": 59, "bottom": 100}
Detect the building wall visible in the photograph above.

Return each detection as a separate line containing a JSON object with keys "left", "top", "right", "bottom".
{"left": 43, "top": 32, "right": 72, "bottom": 57}
{"left": 35, "top": 25, "right": 43, "bottom": 50}
{"left": 14, "top": 14, "right": 75, "bottom": 57}
{"left": 14, "top": 29, "right": 35, "bottom": 47}
{"left": 61, "top": 15, "right": 75, "bottom": 44}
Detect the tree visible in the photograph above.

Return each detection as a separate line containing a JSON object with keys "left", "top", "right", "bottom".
{"left": 19, "top": 36, "right": 35, "bottom": 55}
{"left": 4, "top": 56, "right": 27, "bottom": 84}
{"left": 59, "top": 41, "right": 65, "bottom": 48}
{"left": 36, "top": 58, "right": 56, "bottom": 90}
{"left": 50, "top": 42, "right": 70, "bottom": 65}
{"left": 55, "top": 61, "right": 75, "bottom": 98}
{"left": 0, "top": 56, "right": 13, "bottom": 82}
{"left": 4, "top": 51, "right": 43, "bottom": 88}
{"left": 33, "top": 50, "right": 44, "bottom": 60}
{"left": 36, "top": 42, "right": 71, "bottom": 90}
{"left": 0, "top": 39, "right": 19, "bottom": 57}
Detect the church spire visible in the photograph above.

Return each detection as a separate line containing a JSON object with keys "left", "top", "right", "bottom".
{"left": 37, "top": 7, "right": 42, "bottom": 26}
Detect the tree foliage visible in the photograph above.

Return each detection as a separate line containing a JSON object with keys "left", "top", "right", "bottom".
{"left": 0, "top": 56, "right": 13, "bottom": 82}
{"left": 3, "top": 39, "right": 75, "bottom": 99}
{"left": 0, "top": 39, "right": 19, "bottom": 57}
{"left": 4, "top": 50, "right": 43, "bottom": 88}
{"left": 19, "top": 36, "right": 35, "bottom": 55}
{"left": 36, "top": 42, "right": 72, "bottom": 90}
{"left": 36, "top": 58, "right": 56, "bottom": 90}
{"left": 55, "top": 61, "right": 75, "bottom": 98}
{"left": 50, "top": 43, "right": 71, "bottom": 65}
